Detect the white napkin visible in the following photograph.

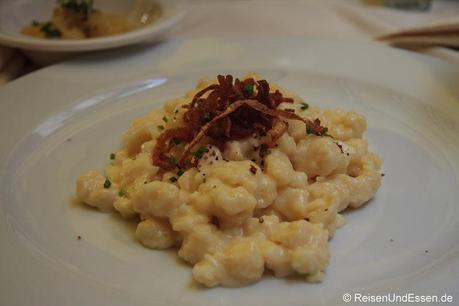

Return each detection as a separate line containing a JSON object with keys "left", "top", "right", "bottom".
{"left": 378, "top": 16, "right": 459, "bottom": 48}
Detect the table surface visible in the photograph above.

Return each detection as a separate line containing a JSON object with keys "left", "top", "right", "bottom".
{"left": 1, "top": 0, "right": 459, "bottom": 86}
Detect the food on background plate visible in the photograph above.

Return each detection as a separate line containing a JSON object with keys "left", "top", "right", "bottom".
{"left": 75, "top": 73, "right": 382, "bottom": 287}
{"left": 22, "top": 0, "right": 160, "bottom": 39}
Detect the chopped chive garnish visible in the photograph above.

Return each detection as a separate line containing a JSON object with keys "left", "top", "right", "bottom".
{"left": 193, "top": 146, "right": 209, "bottom": 159}
{"left": 162, "top": 116, "right": 168, "bottom": 123}
{"left": 202, "top": 112, "right": 212, "bottom": 122}
{"left": 103, "top": 179, "right": 111, "bottom": 189}
{"left": 169, "top": 176, "right": 178, "bottom": 183}
{"left": 41, "top": 22, "right": 62, "bottom": 38}
{"left": 169, "top": 156, "right": 178, "bottom": 165}
{"left": 243, "top": 83, "right": 254, "bottom": 95}
{"left": 157, "top": 125, "right": 165, "bottom": 131}
{"left": 118, "top": 189, "right": 125, "bottom": 197}
{"left": 172, "top": 138, "right": 181, "bottom": 145}
{"left": 258, "top": 144, "right": 271, "bottom": 158}
{"left": 260, "top": 149, "right": 271, "bottom": 157}
{"left": 177, "top": 169, "right": 184, "bottom": 177}
{"left": 110, "top": 153, "right": 115, "bottom": 160}
{"left": 58, "top": 0, "right": 94, "bottom": 20}
{"left": 301, "top": 102, "right": 309, "bottom": 110}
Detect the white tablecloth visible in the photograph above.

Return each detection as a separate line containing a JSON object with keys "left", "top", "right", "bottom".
{"left": 171, "top": 0, "right": 459, "bottom": 63}
{"left": 1, "top": 0, "right": 459, "bottom": 86}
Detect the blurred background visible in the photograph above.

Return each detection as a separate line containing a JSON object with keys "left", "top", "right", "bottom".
{"left": 1, "top": 0, "right": 458, "bottom": 86}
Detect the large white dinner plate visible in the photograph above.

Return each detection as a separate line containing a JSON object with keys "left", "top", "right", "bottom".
{"left": 0, "top": 0, "right": 187, "bottom": 52}
{"left": 0, "top": 38, "right": 458, "bottom": 306}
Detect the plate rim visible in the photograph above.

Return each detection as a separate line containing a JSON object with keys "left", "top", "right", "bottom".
{"left": 0, "top": 0, "right": 188, "bottom": 52}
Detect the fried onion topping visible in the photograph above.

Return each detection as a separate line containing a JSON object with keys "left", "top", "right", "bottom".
{"left": 152, "top": 75, "right": 329, "bottom": 170}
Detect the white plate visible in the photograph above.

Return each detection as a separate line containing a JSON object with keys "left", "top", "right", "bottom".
{"left": 0, "top": 38, "right": 458, "bottom": 306}
{"left": 0, "top": 0, "right": 187, "bottom": 52}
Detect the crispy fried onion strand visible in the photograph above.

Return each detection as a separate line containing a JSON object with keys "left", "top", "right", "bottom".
{"left": 152, "top": 127, "right": 193, "bottom": 170}
{"left": 152, "top": 75, "right": 329, "bottom": 170}
{"left": 179, "top": 99, "right": 311, "bottom": 167}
